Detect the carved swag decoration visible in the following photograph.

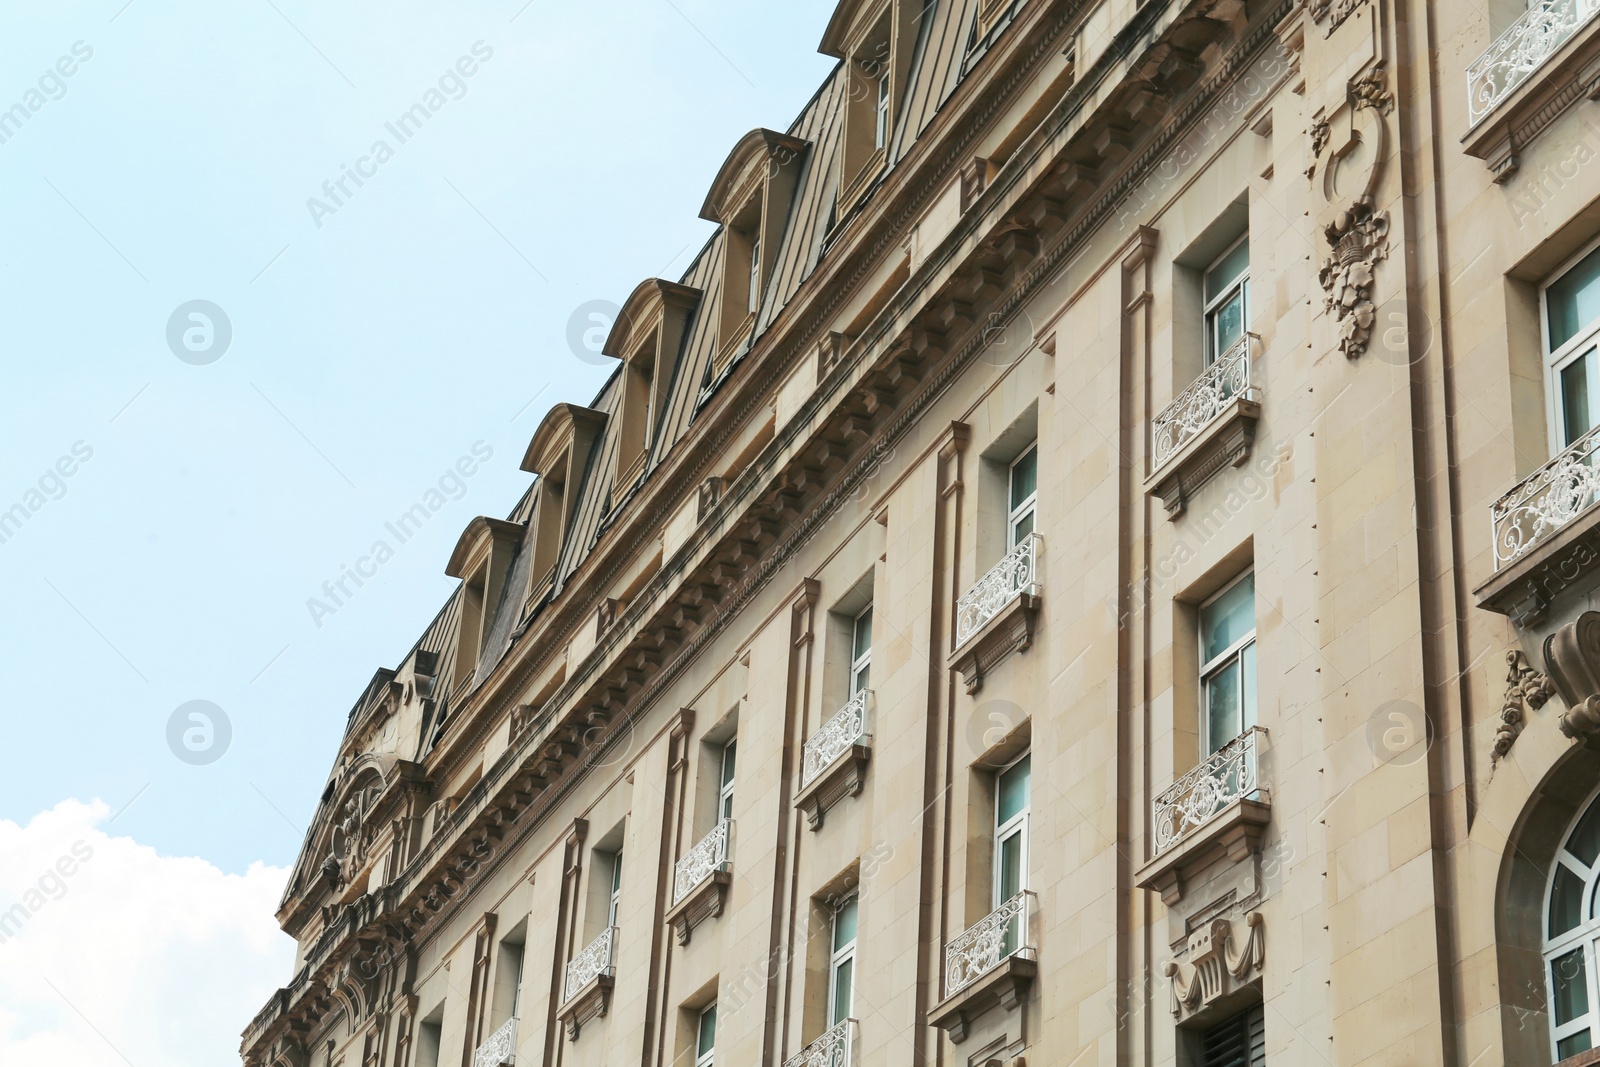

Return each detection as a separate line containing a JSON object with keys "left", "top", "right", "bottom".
{"left": 1309, "top": 0, "right": 1363, "bottom": 35}
{"left": 1164, "top": 911, "right": 1265, "bottom": 1020}
{"left": 1314, "top": 65, "right": 1393, "bottom": 360}
{"left": 1491, "top": 649, "right": 1555, "bottom": 764}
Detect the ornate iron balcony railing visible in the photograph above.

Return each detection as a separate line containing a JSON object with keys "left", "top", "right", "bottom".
{"left": 1491, "top": 423, "right": 1600, "bottom": 569}
{"left": 783, "top": 1018, "right": 855, "bottom": 1067}
{"left": 802, "top": 690, "right": 872, "bottom": 788}
{"left": 1467, "top": 0, "right": 1600, "bottom": 126}
{"left": 472, "top": 1017, "right": 517, "bottom": 1067}
{"left": 562, "top": 926, "right": 617, "bottom": 1003}
{"left": 944, "top": 890, "right": 1035, "bottom": 998}
{"left": 1151, "top": 336, "right": 1254, "bottom": 473}
{"left": 1152, "top": 726, "right": 1265, "bottom": 856}
{"left": 955, "top": 533, "right": 1042, "bottom": 648}
{"left": 673, "top": 818, "right": 733, "bottom": 905}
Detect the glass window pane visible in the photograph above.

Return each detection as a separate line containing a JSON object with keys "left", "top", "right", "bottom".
{"left": 721, "top": 742, "right": 736, "bottom": 788}
{"left": 1553, "top": 947, "right": 1590, "bottom": 1025}
{"left": 1241, "top": 641, "right": 1257, "bottom": 732}
{"left": 1206, "top": 239, "right": 1250, "bottom": 302}
{"left": 1552, "top": 864, "right": 1588, "bottom": 937}
{"left": 1010, "top": 448, "right": 1037, "bottom": 512}
{"left": 1550, "top": 244, "right": 1600, "bottom": 351}
{"left": 1206, "top": 659, "right": 1243, "bottom": 753}
{"left": 1560, "top": 1030, "right": 1595, "bottom": 1059}
{"left": 1212, "top": 291, "right": 1245, "bottom": 358}
{"left": 697, "top": 1005, "right": 717, "bottom": 1055}
{"left": 852, "top": 663, "right": 870, "bottom": 694}
{"left": 853, "top": 608, "right": 873, "bottom": 661}
{"left": 998, "top": 830, "right": 1023, "bottom": 901}
{"left": 831, "top": 957, "right": 854, "bottom": 1024}
{"left": 833, "top": 898, "right": 858, "bottom": 951}
{"left": 1011, "top": 508, "right": 1035, "bottom": 545}
{"left": 1568, "top": 794, "right": 1600, "bottom": 867}
{"left": 998, "top": 755, "right": 1030, "bottom": 824}
{"left": 1202, "top": 574, "right": 1257, "bottom": 663}
{"left": 1563, "top": 352, "right": 1597, "bottom": 445}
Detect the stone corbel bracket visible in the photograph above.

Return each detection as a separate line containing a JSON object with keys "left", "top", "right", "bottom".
{"left": 1545, "top": 611, "right": 1600, "bottom": 740}
{"left": 1163, "top": 911, "right": 1265, "bottom": 1020}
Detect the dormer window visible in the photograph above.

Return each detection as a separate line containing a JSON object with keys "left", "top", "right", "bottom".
{"left": 520, "top": 403, "right": 608, "bottom": 603}
{"left": 445, "top": 516, "right": 526, "bottom": 689}
{"left": 603, "top": 279, "right": 701, "bottom": 490}
{"left": 820, "top": 0, "right": 914, "bottom": 204}
{"left": 699, "top": 129, "right": 808, "bottom": 376}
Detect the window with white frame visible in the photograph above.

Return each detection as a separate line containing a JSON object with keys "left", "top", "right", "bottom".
{"left": 828, "top": 895, "right": 858, "bottom": 1027}
{"left": 696, "top": 1003, "right": 717, "bottom": 1067}
{"left": 874, "top": 73, "right": 890, "bottom": 149}
{"left": 850, "top": 606, "right": 873, "bottom": 695}
{"left": 1204, "top": 235, "right": 1250, "bottom": 364}
{"left": 607, "top": 851, "right": 623, "bottom": 928}
{"left": 747, "top": 236, "right": 762, "bottom": 316}
{"left": 1199, "top": 571, "right": 1257, "bottom": 756}
{"left": 1008, "top": 446, "right": 1038, "bottom": 547}
{"left": 1541, "top": 783, "right": 1600, "bottom": 1059}
{"left": 995, "top": 752, "right": 1030, "bottom": 951}
{"left": 719, "top": 739, "right": 737, "bottom": 822}
{"left": 1543, "top": 240, "right": 1600, "bottom": 450}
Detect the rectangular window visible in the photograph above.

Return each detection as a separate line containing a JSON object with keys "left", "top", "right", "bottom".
{"left": 1204, "top": 236, "right": 1250, "bottom": 364}
{"left": 696, "top": 1003, "right": 717, "bottom": 1067}
{"left": 748, "top": 237, "right": 762, "bottom": 316}
{"left": 874, "top": 73, "right": 890, "bottom": 149}
{"left": 850, "top": 606, "right": 873, "bottom": 695}
{"left": 828, "top": 896, "right": 858, "bottom": 1026}
{"left": 1199, "top": 1004, "right": 1265, "bottom": 1067}
{"left": 995, "top": 753, "right": 1030, "bottom": 953}
{"left": 1199, "top": 571, "right": 1257, "bottom": 755}
{"left": 607, "top": 851, "right": 623, "bottom": 928}
{"left": 719, "top": 740, "right": 737, "bottom": 822}
{"left": 1544, "top": 241, "right": 1600, "bottom": 448}
{"left": 1008, "top": 445, "right": 1038, "bottom": 547}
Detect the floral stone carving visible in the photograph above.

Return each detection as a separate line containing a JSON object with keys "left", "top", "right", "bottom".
{"left": 1492, "top": 650, "right": 1555, "bottom": 764}
{"left": 1319, "top": 198, "right": 1390, "bottom": 359}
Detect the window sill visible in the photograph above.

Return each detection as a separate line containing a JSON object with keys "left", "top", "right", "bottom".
{"left": 664, "top": 869, "right": 730, "bottom": 946}
{"left": 795, "top": 741, "right": 871, "bottom": 830}
{"left": 928, "top": 953, "right": 1036, "bottom": 1044}
{"left": 1475, "top": 496, "right": 1600, "bottom": 627}
{"left": 556, "top": 972, "right": 614, "bottom": 1041}
{"left": 948, "top": 592, "right": 1041, "bottom": 695}
{"left": 1463, "top": 6, "right": 1600, "bottom": 182}
{"left": 1135, "top": 796, "right": 1271, "bottom": 907}
{"left": 1145, "top": 395, "right": 1260, "bottom": 520}
{"left": 1560, "top": 1048, "right": 1600, "bottom": 1066}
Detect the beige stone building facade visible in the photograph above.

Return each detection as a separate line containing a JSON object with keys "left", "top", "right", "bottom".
{"left": 240, "top": 1, "right": 1600, "bottom": 1064}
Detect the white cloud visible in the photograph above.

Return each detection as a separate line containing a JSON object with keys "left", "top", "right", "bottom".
{"left": 0, "top": 799, "right": 295, "bottom": 1067}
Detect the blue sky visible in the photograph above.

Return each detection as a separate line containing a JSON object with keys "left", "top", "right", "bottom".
{"left": 0, "top": 0, "right": 839, "bottom": 877}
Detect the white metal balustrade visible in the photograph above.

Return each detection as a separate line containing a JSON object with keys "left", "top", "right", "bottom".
{"left": 943, "top": 890, "right": 1035, "bottom": 998}
{"left": 1152, "top": 727, "right": 1265, "bottom": 856}
{"left": 954, "top": 533, "right": 1042, "bottom": 648}
{"left": 1491, "top": 423, "right": 1600, "bottom": 569}
{"left": 1151, "top": 336, "right": 1254, "bottom": 473}
{"left": 1467, "top": 0, "right": 1600, "bottom": 126}
{"left": 562, "top": 926, "right": 617, "bottom": 1003}
{"left": 472, "top": 1017, "right": 516, "bottom": 1067}
{"left": 783, "top": 1018, "right": 855, "bottom": 1067}
{"left": 672, "top": 818, "right": 733, "bottom": 905}
{"left": 801, "top": 690, "right": 872, "bottom": 788}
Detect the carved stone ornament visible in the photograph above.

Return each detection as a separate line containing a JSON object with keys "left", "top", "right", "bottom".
{"left": 1163, "top": 911, "right": 1264, "bottom": 1021}
{"left": 1492, "top": 649, "right": 1556, "bottom": 763}
{"left": 1318, "top": 198, "right": 1390, "bottom": 359}
{"left": 1544, "top": 611, "right": 1600, "bottom": 740}
{"left": 1309, "top": 0, "right": 1363, "bottom": 35}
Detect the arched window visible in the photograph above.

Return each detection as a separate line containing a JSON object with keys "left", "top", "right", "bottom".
{"left": 1543, "top": 783, "right": 1600, "bottom": 1059}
